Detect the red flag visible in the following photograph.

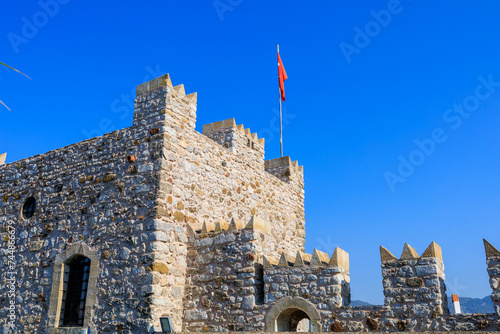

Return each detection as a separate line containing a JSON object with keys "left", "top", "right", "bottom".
{"left": 278, "top": 51, "right": 288, "bottom": 102}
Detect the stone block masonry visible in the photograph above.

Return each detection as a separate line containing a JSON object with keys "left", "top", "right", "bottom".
{"left": 0, "top": 73, "right": 308, "bottom": 333}
{"left": 484, "top": 239, "right": 500, "bottom": 316}
{"left": 183, "top": 219, "right": 271, "bottom": 332}
{"left": 328, "top": 241, "right": 500, "bottom": 332}
{"left": 182, "top": 216, "right": 350, "bottom": 332}
{"left": 380, "top": 242, "right": 448, "bottom": 318}
{"left": 0, "top": 117, "right": 166, "bottom": 332}
{"left": 1, "top": 71, "right": 500, "bottom": 333}
{"left": 202, "top": 118, "right": 265, "bottom": 165}
{"left": 263, "top": 248, "right": 350, "bottom": 311}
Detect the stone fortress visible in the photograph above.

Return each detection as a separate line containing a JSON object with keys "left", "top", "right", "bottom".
{"left": 0, "top": 73, "right": 499, "bottom": 333}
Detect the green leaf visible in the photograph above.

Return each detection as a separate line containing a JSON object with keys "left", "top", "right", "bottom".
{"left": 0, "top": 61, "right": 31, "bottom": 79}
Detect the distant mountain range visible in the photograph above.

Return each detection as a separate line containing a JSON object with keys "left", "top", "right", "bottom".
{"left": 351, "top": 300, "right": 372, "bottom": 306}
{"left": 447, "top": 296, "right": 495, "bottom": 314}
{"left": 351, "top": 296, "right": 494, "bottom": 314}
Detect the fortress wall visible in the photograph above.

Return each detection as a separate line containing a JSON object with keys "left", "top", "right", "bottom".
{"left": 0, "top": 124, "right": 166, "bottom": 332}
{"left": 2, "top": 71, "right": 499, "bottom": 333}
{"left": 0, "top": 72, "right": 307, "bottom": 333}
{"left": 328, "top": 242, "right": 500, "bottom": 332}
{"left": 131, "top": 74, "right": 307, "bottom": 331}
{"left": 380, "top": 242, "right": 449, "bottom": 318}
{"left": 263, "top": 248, "right": 350, "bottom": 314}
{"left": 181, "top": 216, "right": 350, "bottom": 332}
{"left": 329, "top": 305, "right": 497, "bottom": 332}
{"left": 182, "top": 223, "right": 272, "bottom": 332}
{"left": 329, "top": 242, "right": 450, "bottom": 332}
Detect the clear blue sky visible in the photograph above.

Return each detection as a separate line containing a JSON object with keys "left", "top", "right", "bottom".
{"left": 2, "top": 1, "right": 500, "bottom": 304}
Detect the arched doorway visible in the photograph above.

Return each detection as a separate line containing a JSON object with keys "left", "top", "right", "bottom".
{"left": 276, "top": 308, "right": 310, "bottom": 331}
{"left": 265, "top": 297, "right": 322, "bottom": 332}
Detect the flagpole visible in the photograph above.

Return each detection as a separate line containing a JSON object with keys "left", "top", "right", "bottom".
{"left": 278, "top": 44, "right": 283, "bottom": 158}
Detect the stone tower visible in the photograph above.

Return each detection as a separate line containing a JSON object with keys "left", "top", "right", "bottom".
{"left": 1, "top": 73, "right": 499, "bottom": 333}
{"left": 0, "top": 74, "right": 316, "bottom": 333}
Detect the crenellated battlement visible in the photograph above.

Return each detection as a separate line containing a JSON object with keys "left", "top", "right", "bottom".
{"left": 380, "top": 241, "right": 443, "bottom": 263}
{"left": 4, "top": 71, "right": 500, "bottom": 333}
{"left": 187, "top": 215, "right": 272, "bottom": 238}
{"left": 326, "top": 240, "right": 500, "bottom": 332}
{"left": 263, "top": 247, "right": 350, "bottom": 308}
{"left": 379, "top": 242, "right": 448, "bottom": 318}
{"left": 263, "top": 247, "right": 349, "bottom": 271}
{"left": 202, "top": 119, "right": 305, "bottom": 184}
{"left": 203, "top": 118, "right": 265, "bottom": 147}
{"left": 133, "top": 73, "right": 197, "bottom": 129}
{"left": 135, "top": 72, "right": 306, "bottom": 266}
{"left": 0, "top": 72, "right": 308, "bottom": 333}
{"left": 265, "top": 156, "right": 303, "bottom": 183}
{"left": 202, "top": 118, "right": 265, "bottom": 166}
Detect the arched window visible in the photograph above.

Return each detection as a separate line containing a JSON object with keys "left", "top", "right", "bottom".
{"left": 48, "top": 243, "right": 98, "bottom": 330}
{"left": 59, "top": 255, "right": 91, "bottom": 327}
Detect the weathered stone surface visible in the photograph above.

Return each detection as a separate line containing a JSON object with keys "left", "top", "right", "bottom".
{"left": 103, "top": 174, "right": 115, "bottom": 182}
{"left": 400, "top": 243, "right": 419, "bottom": 260}
{"left": 380, "top": 246, "right": 397, "bottom": 262}
{"left": 415, "top": 265, "right": 440, "bottom": 276}
{"left": 29, "top": 241, "right": 44, "bottom": 252}
{"left": 485, "top": 242, "right": 500, "bottom": 316}
{"left": 329, "top": 247, "right": 349, "bottom": 271}
{"left": 311, "top": 249, "right": 330, "bottom": 266}
{"left": 102, "top": 250, "right": 111, "bottom": 259}
{"left": 330, "top": 321, "right": 344, "bottom": 332}
{"left": 148, "top": 261, "right": 169, "bottom": 274}
{"left": 185, "top": 309, "right": 208, "bottom": 321}
{"left": 214, "top": 232, "right": 236, "bottom": 245}
{"left": 484, "top": 239, "right": 500, "bottom": 258}
{"left": 366, "top": 317, "right": 379, "bottom": 330}
{"left": 294, "top": 251, "right": 305, "bottom": 267}
{"left": 278, "top": 252, "right": 293, "bottom": 267}
{"left": 245, "top": 215, "right": 271, "bottom": 234}
{"left": 120, "top": 247, "right": 131, "bottom": 260}
{"left": 421, "top": 241, "right": 443, "bottom": 262}
{"left": 407, "top": 277, "right": 423, "bottom": 287}
{"left": 214, "top": 290, "right": 230, "bottom": 302}
{"left": 242, "top": 295, "right": 255, "bottom": 310}
{"left": 1, "top": 72, "right": 498, "bottom": 334}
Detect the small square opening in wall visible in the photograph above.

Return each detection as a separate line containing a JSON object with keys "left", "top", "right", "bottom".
{"left": 22, "top": 196, "right": 36, "bottom": 219}
{"left": 160, "top": 317, "right": 174, "bottom": 333}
